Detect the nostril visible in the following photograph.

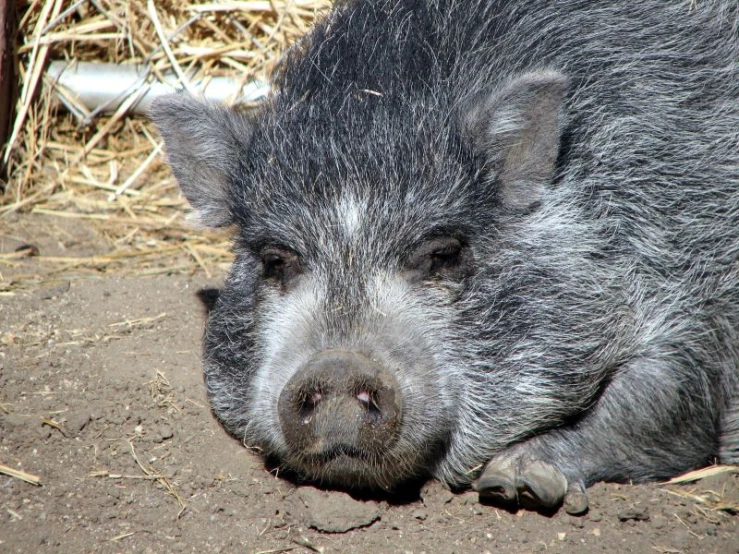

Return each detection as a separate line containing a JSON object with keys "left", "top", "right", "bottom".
{"left": 297, "top": 387, "right": 323, "bottom": 421}
{"left": 357, "top": 390, "right": 371, "bottom": 405}
{"left": 356, "top": 388, "right": 382, "bottom": 418}
{"left": 310, "top": 389, "right": 323, "bottom": 406}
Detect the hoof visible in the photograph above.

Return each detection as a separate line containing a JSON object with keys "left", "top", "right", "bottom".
{"left": 474, "top": 457, "right": 583, "bottom": 512}
{"left": 473, "top": 458, "right": 518, "bottom": 503}
{"left": 563, "top": 481, "right": 589, "bottom": 515}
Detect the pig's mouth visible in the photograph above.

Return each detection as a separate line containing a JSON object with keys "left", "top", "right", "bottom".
{"left": 306, "top": 443, "right": 369, "bottom": 462}
{"left": 284, "top": 443, "right": 415, "bottom": 490}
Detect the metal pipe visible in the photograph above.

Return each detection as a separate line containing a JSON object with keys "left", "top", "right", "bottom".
{"left": 46, "top": 60, "right": 269, "bottom": 121}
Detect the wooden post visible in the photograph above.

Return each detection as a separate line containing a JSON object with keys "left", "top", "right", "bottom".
{"left": 0, "top": 0, "right": 16, "bottom": 174}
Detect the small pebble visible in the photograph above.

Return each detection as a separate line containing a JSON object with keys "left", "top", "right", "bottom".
{"left": 617, "top": 507, "right": 649, "bottom": 522}
{"left": 158, "top": 424, "right": 174, "bottom": 441}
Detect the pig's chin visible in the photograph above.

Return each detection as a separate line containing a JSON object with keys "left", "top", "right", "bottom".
{"left": 282, "top": 445, "right": 423, "bottom": 491}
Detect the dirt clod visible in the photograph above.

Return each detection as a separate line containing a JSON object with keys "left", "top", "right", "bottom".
{"left": 294, "top": 487, "right": 382, "bottom": 533}
{"left": 617, "top": 507, "right": 650, "bottom": 522}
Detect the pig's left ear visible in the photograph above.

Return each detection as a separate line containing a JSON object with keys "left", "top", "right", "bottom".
{"left": 151, "top": 95, "right": 253, "bottom": 227}
{"left": 463, "top": 70, "right": 568, "bottom": 211}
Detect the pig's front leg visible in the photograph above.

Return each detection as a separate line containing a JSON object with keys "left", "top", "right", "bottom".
{"left": 474, "top": 356, "right": 724, "bottom": 514}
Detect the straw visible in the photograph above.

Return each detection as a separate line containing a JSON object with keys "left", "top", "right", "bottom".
{"left": 2, "top": 1, "right": 331, "bottom": 290}
{"left": 0, "top": 462, "right": 42, "bottom": 486}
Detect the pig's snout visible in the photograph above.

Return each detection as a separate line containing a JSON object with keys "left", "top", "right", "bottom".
{"left": 278, "top": 349, "right": 402, "bottom": 460}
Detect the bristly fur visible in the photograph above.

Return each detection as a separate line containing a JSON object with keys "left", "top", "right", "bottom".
{"left": 152, "top": 0, "right": 739, "bottom": 491}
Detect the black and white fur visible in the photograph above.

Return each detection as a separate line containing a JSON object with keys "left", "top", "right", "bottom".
{"left": 152, "top": 0, "right": 739, "bottom": 506}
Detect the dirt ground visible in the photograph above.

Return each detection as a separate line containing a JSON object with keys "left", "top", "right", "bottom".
{"left": 1, "top": 214, "right": 738, "bottom": 554}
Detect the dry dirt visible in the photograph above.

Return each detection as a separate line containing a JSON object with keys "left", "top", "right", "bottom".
{"left": 1, "top": 215, "right": 738, "bottom": 554}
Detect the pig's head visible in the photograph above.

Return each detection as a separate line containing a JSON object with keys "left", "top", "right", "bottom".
{"left": 151, "top": 3, "right": 568, "bottom": 489}
{"left": 151, "top": 68, "right": 567, "bottom": 490}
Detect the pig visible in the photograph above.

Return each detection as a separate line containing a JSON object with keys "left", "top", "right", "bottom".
{"left": 152, "top": 0, "right": 739, "bottom": 513}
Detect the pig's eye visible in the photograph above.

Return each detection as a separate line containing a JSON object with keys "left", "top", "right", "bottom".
{"left": 429, "top": 239, "right": 462, "bottom": 273}
{"left": 405, "top": 236, "right": 472, "bottom": 282}
{"left": 260, "top": 246, "right": 301, "bottom": 287}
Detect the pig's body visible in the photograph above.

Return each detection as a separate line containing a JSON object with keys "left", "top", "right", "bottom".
{"left": 153, "top": 0, "right": 739, "bottom": 512}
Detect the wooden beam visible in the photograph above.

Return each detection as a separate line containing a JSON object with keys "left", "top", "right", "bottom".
{"left": 0, "top": 0, "right": 17, "bottom": 175}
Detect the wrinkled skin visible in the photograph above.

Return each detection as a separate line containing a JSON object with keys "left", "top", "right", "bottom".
{"left": 152, "top": 0, "right": 739, "bottom": 513}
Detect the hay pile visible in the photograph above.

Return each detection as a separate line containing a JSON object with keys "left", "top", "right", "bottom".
{"left": 1, "top": 0, "right": 330, "bottom": 290}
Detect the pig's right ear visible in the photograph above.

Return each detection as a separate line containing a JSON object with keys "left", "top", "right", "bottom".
{"left": 150, "top": 95, "right": 253, "bottom": 227}
{"left": 462, "top": 70, "right": 568, "bottom": 211}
